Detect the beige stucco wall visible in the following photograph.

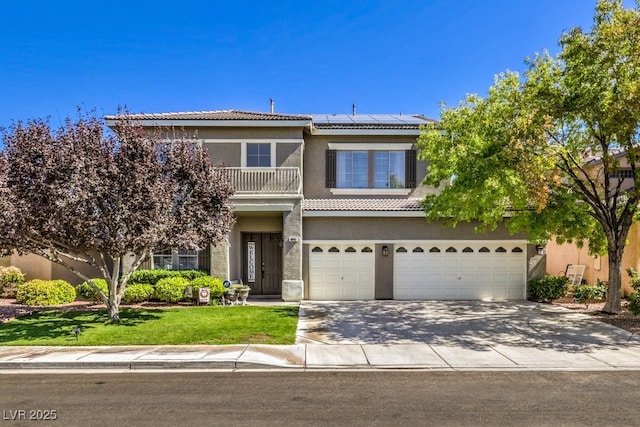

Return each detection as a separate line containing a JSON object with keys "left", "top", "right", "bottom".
{"left": 177, "top": 127, "right": 305, "bottom": 141}
{"left": 9, "top": 253, "right": 102, "bottom": 285}
{"left": 203, "top": 138, "right": 302, "bottom": 169}
{"left": 277, "top": 143, "right": 302, "bottom": 168}
{"left": 546, "top": 223, "right": 640, "bottom": 296}
{"left": 205, "top": 143, "right": 241, "bottom": 166}
{"left": 303, "top": 217, "right": 526, "bottom": 241}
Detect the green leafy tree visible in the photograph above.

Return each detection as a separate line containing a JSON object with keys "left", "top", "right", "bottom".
{"left": 418, "top": 0, "right": 640, "bottom": 313}
{"left": 0, "top": 111, "right": 235, "bottom": 322}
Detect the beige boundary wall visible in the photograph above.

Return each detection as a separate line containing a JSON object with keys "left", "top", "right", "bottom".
{"left": 545, "top": 223, "right": 640, "bottom": 296}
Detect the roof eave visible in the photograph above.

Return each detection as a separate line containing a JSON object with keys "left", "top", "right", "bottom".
{"left": 104, "top": 118, "right": 312, "bottom": 128}
{"left": 310, "top": 128, "right": 423, "bottom": 136}
{"left": 303, "top": 210, "right": 426, "bottom": 217}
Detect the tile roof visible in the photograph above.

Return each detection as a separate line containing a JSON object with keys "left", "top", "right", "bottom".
{"left": 104, "top": 110, "right": 312, "bottom": 121}
{"left": 303, "top": 198, "right": 424, "bottom": 211}
{"left": 103, "top": 110, "right": 437, "bottom": 129}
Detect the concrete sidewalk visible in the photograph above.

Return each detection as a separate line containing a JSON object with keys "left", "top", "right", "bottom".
{"left": 2, "top": 300, "right": 640, "bottom": 372}
{"left": 2, "top": 341, "right": 640, "bottom": 371}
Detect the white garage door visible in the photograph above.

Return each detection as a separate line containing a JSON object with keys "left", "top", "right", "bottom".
{"left": 309, "top": 244, "right": 375, "bottom": 300}
{"left": 394, "top": 242, "right": 526, "bottom": 300}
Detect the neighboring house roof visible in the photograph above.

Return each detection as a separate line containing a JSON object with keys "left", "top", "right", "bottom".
{"left": 583, "top": 148, "right": 629, "bottom": 165}
{"left": 303, "top": 198, "right": 423, "bottom": 211}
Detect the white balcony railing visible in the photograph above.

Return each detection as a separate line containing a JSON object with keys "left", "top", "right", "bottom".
{"left": 223, "top": 167, "right": 301, "bottom": 195}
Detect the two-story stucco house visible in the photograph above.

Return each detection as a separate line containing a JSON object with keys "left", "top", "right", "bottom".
{"left": 97, "top": 109, "right": 535, "bottom": 301}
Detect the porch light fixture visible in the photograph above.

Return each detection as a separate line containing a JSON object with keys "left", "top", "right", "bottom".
{"left": 382, "top": 246, "right": 389, "bottom": 257}
{"left": 536, "top": 245, "right": 545, "bottom": 256}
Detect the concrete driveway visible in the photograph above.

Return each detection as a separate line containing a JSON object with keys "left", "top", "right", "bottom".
{"left": 296, "top": 300, "right": 639, "bottom": 352}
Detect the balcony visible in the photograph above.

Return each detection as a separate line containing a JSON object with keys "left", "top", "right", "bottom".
{"left": 223, "top": 167, "right": 302, "bottom": 196}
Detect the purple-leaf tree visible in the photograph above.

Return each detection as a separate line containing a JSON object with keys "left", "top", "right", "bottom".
{"left": 0, "top": 112, "right": 235, "bottom": 322}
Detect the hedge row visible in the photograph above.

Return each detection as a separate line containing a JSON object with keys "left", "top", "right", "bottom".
{"left": 128, "top": 269, "right": 209, "bottom": 286}
{"left": 75, "top": 270, "right": 225, "bottom": 305}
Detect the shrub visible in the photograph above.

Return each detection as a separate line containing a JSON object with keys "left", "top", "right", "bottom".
{"left": 129, "top": 269, "right": 208, "bottom": 286}
{"left": 0, "top": 266, "right": 26, "bottom": 299}
{"left": 628, "top": 292, "right": 640, "bottom": 316}
{"left": 129, "top": 269, "right": 179, "bottom": 286}
{"left": 175, "top": 270, "right": 209, "bottom": 281}
{"left": 76, "top": 279, "right": 108, "bottom": 301}
{"left": 625, "top": 268, "right": 640, "bottom": 315}
{"left": 528, "top": 275, "right": 569, "bottom": 303}
{"left": 627, "top": 268, "right": 640, "bottom": 292}
{"left": 191, "top": 276, "right": 226, "bottom": 300}
{"left": 154, "top": 277, "right": 190, "bottom": 303}
{"left": 16, "top": 279, "right": 76, "bottom": 306}
{"left": 123, "top": 283, "right": 155, "bottom": 304}
{"left": 572, "top": 284, "right": 607, "bottom": 307}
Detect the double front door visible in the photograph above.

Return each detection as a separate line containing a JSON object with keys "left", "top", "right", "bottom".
{"left": 242, "top": 232, "right": 282, "bottom": 295}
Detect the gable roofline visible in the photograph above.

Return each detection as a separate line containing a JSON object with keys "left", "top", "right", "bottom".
{"left": 103, "top": 110, "right": 438, "bottom": 134}
{"left": 104, "top": 110, "right": 313, "bottom": 128}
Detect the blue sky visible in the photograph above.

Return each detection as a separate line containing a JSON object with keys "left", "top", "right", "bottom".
{"left": 0, "top": 0, "right": 633, "bottom": 131}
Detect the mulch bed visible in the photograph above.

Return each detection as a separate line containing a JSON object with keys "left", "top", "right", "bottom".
{"left": 552, "top": 297, "right": 640, "bottom": 335}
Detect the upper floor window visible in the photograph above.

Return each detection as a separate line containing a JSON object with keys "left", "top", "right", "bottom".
{"left": 326, "top": 148, "right": 416, "bottom": 189}
{"left": 374, "top": 151, "right": 405, "bottom": 188}
{"left": 608, "top": 169, "right": 634, "bottom": 179}
{"left": 337, "top": 151, "right": 368, "bottom": 188}
{"left": 246, "top": 143, "right": 271, "bottom": 167}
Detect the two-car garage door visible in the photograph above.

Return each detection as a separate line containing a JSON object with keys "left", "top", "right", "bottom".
{"left": 308, "top": 242, "right": 526, "bottom": 301}
{"left": 393, "top": 242, "right": 526, "bottom": 300}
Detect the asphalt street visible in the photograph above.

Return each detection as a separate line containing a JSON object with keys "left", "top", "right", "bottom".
{"left": 1, "top": 371, "right": 640, "bottom": 426}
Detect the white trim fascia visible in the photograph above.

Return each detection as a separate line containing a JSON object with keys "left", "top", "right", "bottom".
{"left": 202, "top": 138, "right": 304, "bottom": 144}
{"left": 231, "top": 194, "right": 302, "bottom": 200}
{"left": 327, "top": 143, "right": 414, "bottom": 150}
{"left": 329, "top": 188, "right": 412, "bottom": 196}
{"left": 303, "top": 210, "right": 425, "bottom": 217}
{"left": 312, "top": 129, "right": 421, "bottom": 136}
{"left": 105, "top": 119, "right": 311, "bottom": 128}
{"left": 233, "top": 203, "right": 294, "bottom": 212}
{"left": 271, "top": 143, "right": 277, "bottom": 167}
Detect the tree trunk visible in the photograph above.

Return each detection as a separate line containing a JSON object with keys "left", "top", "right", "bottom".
{"left": 107, "top": 299, "right": 120, "bottom": 323}
{"left": 106, "top": 275, "right": 122, "bottom": 323}
{"left": 603, "top": 249, "right": 623, "bottom": 314}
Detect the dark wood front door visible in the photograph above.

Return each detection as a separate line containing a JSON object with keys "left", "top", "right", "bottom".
{"left": 241, "top": 232, "right": 282, "bottom": 295}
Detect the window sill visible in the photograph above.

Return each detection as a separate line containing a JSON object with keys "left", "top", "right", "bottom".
{"left": 329, "top": 188, "right": 412, "bottom": 196}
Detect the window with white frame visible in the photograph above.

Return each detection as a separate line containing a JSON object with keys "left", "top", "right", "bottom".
{"left": 374, "top": 151, "right": 405, "bottom": 188}
{"left": 246, "top": 143, "right": 271, "bottom": 167}
{"left": 337, "top": 151, "right": 368, "bottom": 188}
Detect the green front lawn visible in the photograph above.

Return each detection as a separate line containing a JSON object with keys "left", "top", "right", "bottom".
{"left": 0, "top": 306, "right": 299, "bottom": 346}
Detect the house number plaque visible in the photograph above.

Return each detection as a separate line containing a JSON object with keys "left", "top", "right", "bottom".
{"left": 247, "top": 242, "right": 256, "bottom": 283}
